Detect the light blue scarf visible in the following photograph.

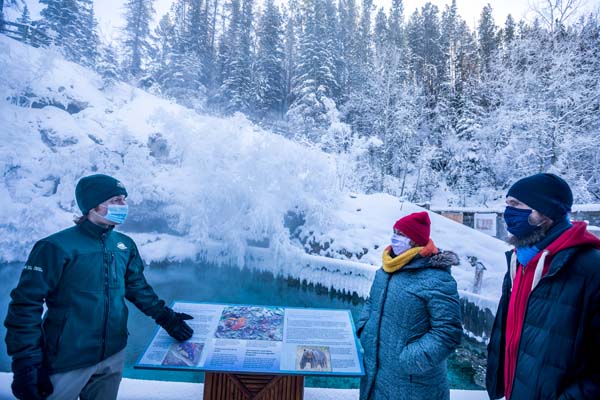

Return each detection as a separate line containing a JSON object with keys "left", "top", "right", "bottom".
{"left": 516, "top": 245, "right": 540, "bottom": 267}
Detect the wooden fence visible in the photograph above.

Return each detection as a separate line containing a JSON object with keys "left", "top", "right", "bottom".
{"left": 0, "top": 20, "right": 50, "bottom": 48}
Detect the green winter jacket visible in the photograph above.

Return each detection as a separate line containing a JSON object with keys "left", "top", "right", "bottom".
{"left": 4, "top": 220, "right": 166, "bottom": 373}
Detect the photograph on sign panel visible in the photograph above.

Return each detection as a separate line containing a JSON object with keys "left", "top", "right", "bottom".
{"left": 296, "top": 346, "right": 332, "bottom": 372}
{"left": 161, "top": 342, "right": 204, "bottom": 367}
{"left": 215, "top": 306, "right": 284, "bottom": 341}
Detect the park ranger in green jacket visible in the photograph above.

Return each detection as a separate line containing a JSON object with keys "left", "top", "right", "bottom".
{"left": 4, "top": 174, "right": 194, "bottom": 400}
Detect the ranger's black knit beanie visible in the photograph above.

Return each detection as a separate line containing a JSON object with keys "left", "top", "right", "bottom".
{"left": 75, "top": 174, "right": 128, "bottom": 214}
{"left": 507, "top": 173, "right": 572, "bottom": 221}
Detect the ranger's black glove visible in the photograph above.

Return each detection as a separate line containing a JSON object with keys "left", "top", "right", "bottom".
{"left": 11, "top": 361, "right": 53, "bottom": 400}
{"left": 156, "top": 307, "right": 194, "bottom": 341}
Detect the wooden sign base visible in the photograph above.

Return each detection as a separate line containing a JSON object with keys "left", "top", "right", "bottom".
{"left": 203, "top": 372, "right": 304, "bottom": 400}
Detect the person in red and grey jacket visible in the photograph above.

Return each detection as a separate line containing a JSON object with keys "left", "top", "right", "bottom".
{"left": 486, "top": 173, "right": 600, "bottom": 399}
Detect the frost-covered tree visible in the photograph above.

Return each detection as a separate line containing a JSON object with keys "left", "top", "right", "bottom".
{"left": 181, "top": 0, "right": 211, "bottom": 86}
{"left": 148, "top": 13, "right": 176, "bottom": 89}
{"left": 97, "top": 43, "right": 120, "bottom": 88}
{"left": 255, "top": 0, "right": 286, "bottom": 118}
{"left": 216, "top": 0, "right": 254, "bottom": 113}
{"left": 373, "top": 8, "right": 388, "bottom": 63}
{"left": 406, "top": 3, "right": 443, "bottom": 98}
{"left": 282, "top": 3, "right": 299, "bottom": 113}
{"left": 287, "top": 0, "right": 340, "bottom": 141}
{"left": 337, "top": 0, "right": 358, "bottom": 100}
{"left": 39, "top": 0, "right": 98, "bottom": 65}
{"left": 122, "top": 0, "right": 155, "bottom": 79}
{"left": 150, "top": 4, "right": 206, "bottom": 110}
{"left": 529, "top": 0, "right": 586, "bottom": 33}
{"left": 340, "top": 0, "right": 376, "bottom": 135}
{"left": 478, "top": 3, "right": 498, "bottom": 73}
{"left": 503, "top": 14, "right": 516, "bottom": 44}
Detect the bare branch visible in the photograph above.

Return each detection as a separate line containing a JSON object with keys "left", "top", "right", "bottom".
{"left": 527, "top": 0, "right": 588, "bottom": 31}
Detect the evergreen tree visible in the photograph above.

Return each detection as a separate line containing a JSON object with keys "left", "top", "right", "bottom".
{"left": 323, "top": 0, "right": 342, "bottom": 102}
{"left": 282, "top": 3, "right": 299, "bottom": 114}
{"left": 183, "top": 0, "right": 211, "bottom": 86}
{"left": 216, "top": 0, "right": 254, "bottom": 113}
{"left": 75, "top": 0, "right": 98, "bottom": 66}
{"left": 97, "top": 43, "right": 120, "bottom": 88}
{"left": 478, "top": 3, "right": 498, "bottom": 73}
{"left": 374, "top": 8, "right": 388, "bottom": 63}
{"left": 152, "top": 4, "right": 206, "bottom": 110}
{"left": 386, "top": 0, "right": 408, "bottom": 84}
{"left": 337, "top": 0, "right": 358, "bottom": 100}
{"left": 406, "top": 3, "right": 443, "bottom": 96}
{"left": 255, "top": 0, "right": 286, "bottom": 118}
{"left": 420, "top": 3, "right": 443, "bottom": 97}
{"left": 149, "top": 13, "right": 176, "bottom": 88}
{"left": 389, "top": 0, "right": 404, "bottom": 48}
{"left": 356, "top": 0, "right": 373, "bottom": 64}
{"left": 440, "top": 0, "right": 459, "bottom": 97}
{"left": 340, "top": 0, "right": 376, "bottom": 135}
{"left": 504, "top": 14, "right": 516, "bottom": 44}
{"left": 122, "top": 0, "right": 155, "bottom": 79}
{"left": 287, "top": 0, "right": 340, "bottom": 141}
{"left": 39, "top": 0, "right": 98, "bottom": 65}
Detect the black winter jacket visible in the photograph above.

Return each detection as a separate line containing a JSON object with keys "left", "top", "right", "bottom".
{"left": 486, "top": 239, "right": 600, "bottom": 399}
{"left": 4, "top": 220, "right": 166, "bottom": 373}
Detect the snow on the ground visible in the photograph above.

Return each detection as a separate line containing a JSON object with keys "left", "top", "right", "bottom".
{"left": 0, "top": 373, "right": 488, "bottom": 400}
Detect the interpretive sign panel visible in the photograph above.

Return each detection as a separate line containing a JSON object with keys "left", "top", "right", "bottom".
{"left": 135, "top": 302, "right": 364, "bottom": 376}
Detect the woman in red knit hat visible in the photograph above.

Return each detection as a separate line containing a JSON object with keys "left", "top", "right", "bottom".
{"left": 356, "top": 211, "right": 462, "bottom": 400}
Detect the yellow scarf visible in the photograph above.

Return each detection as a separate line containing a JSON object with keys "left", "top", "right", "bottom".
{"left": 381, "top": 239, "right": 439, "bottom": 273}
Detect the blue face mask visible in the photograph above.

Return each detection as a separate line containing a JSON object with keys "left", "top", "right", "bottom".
{"left": 100, "top": 204, "right": 129, "bottom": 224}
{"left": 504, "top": 206, "right": 539, "bottom": 238}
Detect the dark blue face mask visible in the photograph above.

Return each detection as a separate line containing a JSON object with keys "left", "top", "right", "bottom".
{"left": 504, "top": 206, "right": 540, "bottom": 238}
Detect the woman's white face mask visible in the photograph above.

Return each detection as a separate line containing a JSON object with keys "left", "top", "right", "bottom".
{"left": 391, "top": 234, "right": 412, "bottom": 255}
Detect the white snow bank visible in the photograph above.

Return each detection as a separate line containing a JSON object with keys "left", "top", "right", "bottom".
{"left": 0, "top": 373, "right": 489, "bottom": 400}
{"left": 297, "top": 193, "right": 510, "bottom": 301}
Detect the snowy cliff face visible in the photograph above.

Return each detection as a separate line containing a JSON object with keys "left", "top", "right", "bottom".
{"left": 0, "top": 36, "right": 510, "bottom": 311}
{"left": 0, "top": 36, "right": 339, "bottom": 260}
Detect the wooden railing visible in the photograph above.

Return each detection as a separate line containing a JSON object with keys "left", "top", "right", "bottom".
{"left": 0, "top": 20, "right": 51, "bottom": 48}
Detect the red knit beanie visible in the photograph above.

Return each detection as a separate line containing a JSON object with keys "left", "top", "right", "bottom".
{"left": 393, "top": 212, "right": 431, "bottom": 246}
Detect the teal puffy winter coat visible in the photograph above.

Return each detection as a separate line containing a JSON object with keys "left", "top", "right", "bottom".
{"left": 357, "top": 251, "right": 462, "bottom": 400}
{"left": 4, "top": 219, "right": 166, "bottom": 373}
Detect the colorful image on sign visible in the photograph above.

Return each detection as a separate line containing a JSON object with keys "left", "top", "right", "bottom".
{"left": 215, "top": 306, "right": 284, "bottom": 341}
{"left": 161, "top": 342, "right": 204, "bottom": 367}
{"left": 295, "top": 346, "right": 332, "bottom": 372}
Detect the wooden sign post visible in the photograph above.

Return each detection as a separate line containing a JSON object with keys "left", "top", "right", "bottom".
{"left": 203, "top": 372, "right": 304, "bottom": 400}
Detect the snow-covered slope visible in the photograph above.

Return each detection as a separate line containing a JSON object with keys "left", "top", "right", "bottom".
{"left": 0, "top": 35, "right": 510, "bottom": 307}
{"left": 0, "top": 35, "right": 339, "bottom": 260}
